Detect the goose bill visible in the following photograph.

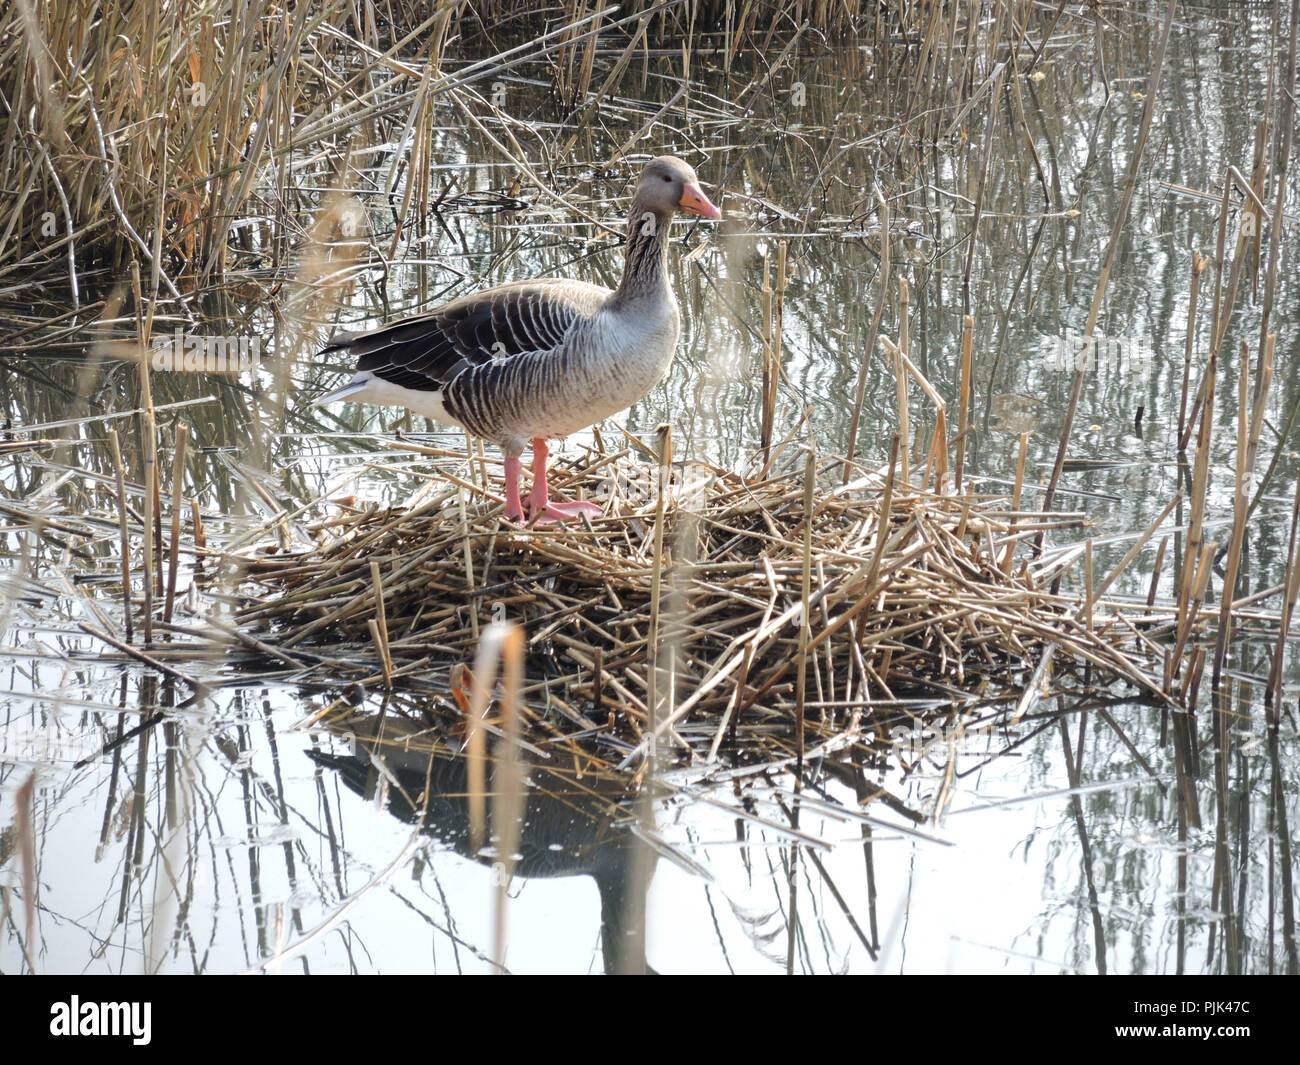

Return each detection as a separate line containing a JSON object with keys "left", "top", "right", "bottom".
{"left": 678, "top": 182, "right": 721, "bottom": 219}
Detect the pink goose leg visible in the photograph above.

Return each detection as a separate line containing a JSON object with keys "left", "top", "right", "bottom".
{"left": 527, "top": 438, "right": 603, "bottom": 524}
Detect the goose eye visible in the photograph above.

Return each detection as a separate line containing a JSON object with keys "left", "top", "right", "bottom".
{"left": 662, "top": 175, "right": 671, "bottom": 182}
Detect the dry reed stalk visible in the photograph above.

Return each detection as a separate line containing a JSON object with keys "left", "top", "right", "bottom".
{"left": 893, "top": 283, "right": 911, "bottom": 486}
{"left": 131, "top": 265, "right": 158, "bottom": 644}
{"left": 557, "top": 2, "right": 644, "bottom": 156}
{"left": 1212, "top": 337, "right": 1273, "bottom": 689}
{"left": 1084, "top": 540, "right": 1094, "bottom": 636}
{"left": 457, "top": 487, "right": 479, "bottom": 644}
{"left": 78, "top": 622, "right": 202, "bottom": 693}
{"left": 1248, "top": 118, "right": 1270, "bottom": 304}
{"left": 954, "top": 314, "right": 974, "bottom": 492}
{"left": 370, "top": 560, "right": 394, "bottom": 687}
{"left": 163, "top": 425, "right": 187, "bottom": 624}
{"left": 845, "top": 185, "right": 889, "bottom": 479}
{"left": 646, "top": 424, "right": 673, "bottom": 769}
{"left": 1172, "top": 543, "right": 1216, "bottom": 677}
{"left": 191, "top": 500, "right": 205, "bottom": 549}
{"left": 1176, "top": 345, "right": 1218, "bottom": 656}
{"left": 1265, "top": 466, "right": 1300, "bottom": 720}
{"left": 1182, "top": 168, "right": 1269, "bottom": 447}
{"left": 1146, "top": 536, "right": 1169, "bottom": 617}
{"left": 1244, "top": 333, "right": 1276, "bottom": 497}
{"left": 1178, "top": 253, "right": 1210, "bottom": 447}
{"left": 796, "top": 443, "right": 815, "bottom": 776}
{"left": 775, "top": 239, "right": 788, "bottom": 373}
{"left": 16, "top": 772, "right": 36, "bottom": 973}
{"left": 760, "top": 248, "right": 775, "bottom": 459}
{"left": 758, "top": 242, "right": 789, "bottom": 467}
{"left": 107, "top": 428, "right": 134, "bottom": 644}
{"left": 879, "top": 336, "right": 947, "bottom": 488}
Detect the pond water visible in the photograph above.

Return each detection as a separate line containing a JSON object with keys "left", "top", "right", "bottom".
{"left": 1, "top": 4, "right": 1297, "bottom": 974}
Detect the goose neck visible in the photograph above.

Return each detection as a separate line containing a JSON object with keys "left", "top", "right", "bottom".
{"left": 613, "top": 202, "right": 672, "bottom": 303}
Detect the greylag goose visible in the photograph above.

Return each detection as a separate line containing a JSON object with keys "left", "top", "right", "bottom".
{"left": 314, "top": 155, "right": 721, "bottom": 523}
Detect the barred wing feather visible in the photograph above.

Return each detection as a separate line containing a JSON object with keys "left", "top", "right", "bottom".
{"left": 321, "top": 279, "right": 611, "bottom": 393}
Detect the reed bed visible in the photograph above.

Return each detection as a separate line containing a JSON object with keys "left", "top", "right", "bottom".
{"left": 215, "top": 438, "right": 1174, "bottom": 772}
{"left": 0, "top": 0, "right": 1088, "bottom": 319}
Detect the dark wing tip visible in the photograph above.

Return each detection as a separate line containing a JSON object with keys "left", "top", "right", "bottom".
{"left": 320, "top": 330, "right": 363, "bottom": 354}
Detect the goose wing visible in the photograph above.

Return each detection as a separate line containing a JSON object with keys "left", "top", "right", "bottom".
{"left": 322, "top": 279, "right": 611, "bottom": 393}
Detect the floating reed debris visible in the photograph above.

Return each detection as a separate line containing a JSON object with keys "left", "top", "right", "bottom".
{"left": 217, "top": 444, "right": 1175, "bottom": 772}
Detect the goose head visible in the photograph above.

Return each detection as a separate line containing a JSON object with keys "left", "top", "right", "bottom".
{"left": 634, "top": 156, "right": 721, "bottom": 220}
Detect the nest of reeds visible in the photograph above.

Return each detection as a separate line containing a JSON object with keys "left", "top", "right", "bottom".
{"left": 223, "top": 444, "right": 1169, "bottom": 768}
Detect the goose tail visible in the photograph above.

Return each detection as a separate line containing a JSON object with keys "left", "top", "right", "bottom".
{"left": 313, "top": 375, "right": 371, "bottom": 406}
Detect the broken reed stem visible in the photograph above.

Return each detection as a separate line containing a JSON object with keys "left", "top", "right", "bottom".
{"left": 646, "top": 423, "right": 672, "bottom": 772}
{"left": 1146, "top": 536, "right": 1169, "bottom": 616}
{"left": 925, "top": 406, "right": 949, "bottom": 492}
{"left": 1212, "top": 337, "right": 1272, "bottom": 689}
{"left": 1040, "top": 0, "right": 1176, "bottom": 526}
{"left": 1178, "top": 252, "right": 1209, "bottom": 448}
{"left": 894, "top": 280, "right": 911, "bottom": 486}
{"left": 191, "top": 499, "right": 205, "bottom": 549}
{"left": 776, "top": 239, "right": 787, "bottom": 361}
{"left": 1171, "top": 542, "right": 1216, "bottom": 683}
{"left": 1266, "top": 449, "right": 1300, "bottom": 720}
{"left": 759, "top": 242, "right": 787, "bottom": 467}
{"left": 772, "top": 243, "right": 788, "bottom": 461}
{"left": 1248, "top": 118, "right": 1269, "bottom": 311}
{"left": 16, "top": 772, "right": 36, "bottom": 973}
{"left": 1184, "top": 168, "right": 1260, "bottom": 449}
{"left": 879, "top": 335, "right": 946, "bottom": 491}
{"left": 107, "top": 428, "right": 133, "bottom": 644}
{"left": 457, "top": 486, "right": 479, "bottom": 643}
{"left": 1244, "top": 333, "right": 1275, "bottom": 494}
{"left": 370, "top": 559, "right": 393, "bottom": 686}
{"left": 796, "top": 443, "right": 815, "bottom": 778}
{"left": 867, "top": 435, "right": 900, "bottom": 596}
{"left": 760, "top": 248, "right": 773, "bottom": 458}
{"left": 1209, "top": 342, "right": 1251, "bottom": 689}
{"left": 163, "top": 424, "right": 187, "bottom": 624}
{"left": 463, "top": 428, "right": 477, "bottom": 489}
{"left": 1176, "top": 343, "right": 1218, "bottom": 653}
{"left": 955, "top": 314, "right": 973, "bottom": 492}
{"left": 845, "top": 184, "right": 889, "bottom": 479}
{"left": 1084, "top": 539, "right": 1094, "bottom": 636}
{"left": 898, "top": 277, "right": 910, "bottom": 362}
{"left": 132, "top": 262, "right": 157, "bottom": 644}
{"left": 476, "top": 438, "right": 488, "bottom": 499}
{"left": 1210, "top": 171, "right": 1253, "bottom": 360}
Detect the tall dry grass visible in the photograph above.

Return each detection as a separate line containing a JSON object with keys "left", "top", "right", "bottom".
{"left": 0, "top": 0, "right": 455, "bottom": 301}
{"left": 0, "top": 0, "right": 1049, "bottom": 307}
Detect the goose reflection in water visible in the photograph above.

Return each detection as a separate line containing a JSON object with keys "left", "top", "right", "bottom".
{"left": 307, "top": 707, "right": 656, "bottom": 974}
